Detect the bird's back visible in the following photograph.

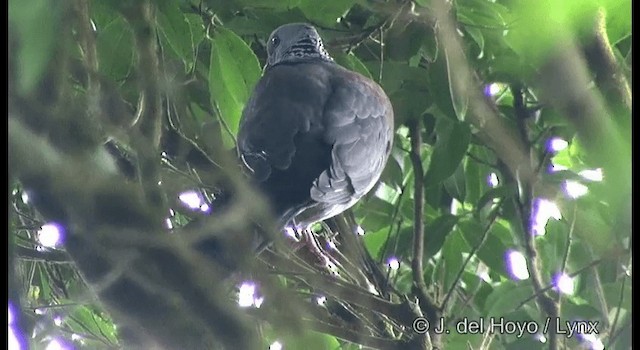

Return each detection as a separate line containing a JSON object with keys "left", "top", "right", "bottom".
{"left": 238, "top": 51, "right": 393, "bottom": 229}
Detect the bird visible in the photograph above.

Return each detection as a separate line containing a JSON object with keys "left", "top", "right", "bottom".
{"left": 237, "top": 23, "right": 394, "bottom": 230}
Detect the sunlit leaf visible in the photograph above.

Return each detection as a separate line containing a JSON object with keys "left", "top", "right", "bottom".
{"left": 157, "top": 0, "right": 195, "bottom": 68}
{"left": 209, "top": 27, "right": 262, "bottom": 147}
{"left": 333, "top": 53, "right": 373, "bottom": 80}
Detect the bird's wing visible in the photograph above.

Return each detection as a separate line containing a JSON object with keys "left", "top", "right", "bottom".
{"left": 238, "top": 64, "right": 332, "bottom": 179}
{"left": 311, "top": 65, "right": 394, "bottom": 205}
{"left": 237, "top": 62, "right": 393, "bottom": 226}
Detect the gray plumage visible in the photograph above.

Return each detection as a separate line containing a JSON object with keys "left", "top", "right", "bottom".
{"left": 238, "top": 23, "right": 394, "bottom": 229}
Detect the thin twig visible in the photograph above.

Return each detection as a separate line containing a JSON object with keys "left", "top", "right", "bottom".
{"left": 440, "top": 200, "right": 502, "bottom": 311}
{"left": 517, "top": 165, "right": 558, "bottom": 350}
{"left": 556, "top": 202, "right": 576, "bottom": 309}
{"left": 515, "top": 258, "right": 602, "bottom": 310}
{"left": 14, "top": 246, "right": 72, "bottom": 264}
{"left": 379, "top": 183, "right": 407, "bottom": 264}
{"left": 408, "top": 118, "right": 437, "bottom": 350}
{"left": 608, "top": 320, "right": 631, "bottom": 348}
{"left": 607, "top": 254, "right": 631, "bottom": 347}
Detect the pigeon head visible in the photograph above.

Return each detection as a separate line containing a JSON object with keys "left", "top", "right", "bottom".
{"left": 266, "top": 23, "right": 333, "bottom": 68}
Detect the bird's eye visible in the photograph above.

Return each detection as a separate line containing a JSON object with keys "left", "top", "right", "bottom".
{"left": 270, "top": 36, "right": 280, "bottom": 47}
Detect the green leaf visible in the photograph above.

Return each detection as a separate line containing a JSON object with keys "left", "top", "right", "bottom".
{"left": 379, "top": 155, "right": 404, "bottom": 190}
{"left": 157, "top": 0, "right": 195, "bottom": 68}
{"left": 425, "top": 119, "right": 471, "bottom": 186}
{"left": 476, "top": 185, "right": 516, "bottom": 212}
{"left": 209, "top": 27, "right": 262, "bottom": 148}
{"left": 605, "top": 0, "right": 631, "bottom": 45}
{"left": 362, "top": 227, "right": 391, "bottom": 259}
{"left": 389, "top": 83, "right": 431, "bottom": 125}
{"left": 366, "top": 61, "right": 429, "bottom": 95}
{"left": 96, "top": 16, "right": 135, "bottom": 79}
{"left": 385, "top": 22, "right": 430, "bottom": 62}
{"left": 357, "top": 197, "right": 396, "bottom": 233}
{"left": 585, "top": 282, "right": 631, "bottom": 312}
{"left": 9, "top": 0, "right": 60, "bottom": 93}
{"left": 445, "top": 332, "right": 485, "bottom": 349}
{"left": 281, "top": 330, "right": 341, "bottom": 350}
{"left": 443, "top": 162, "right": 467, "bottom": 202}
{"left": 420, "top": 31, "right": 439, "bottom": 64}
{"left": 444, "top": 47, "right": 470, "bottom": 121}
{"left": 66, "top": 305, "right": 119, "bottom": 345}
{"left": 484, "top": 281, "right": 534, "bottom": 319}
{"left": 441, "top": 228, "right": 468, "bottom": 291}
{"left": 464, "top": 26, "right": 485, "bottom": 59}
{"left": 425, "top": 214, "right": 460, "bottom": 259}
{"left": 184, "top": 14, "right": 206, "bottom": 48}
{"left": 427, "top": 50, "right": 457, "bottom": 120}
{"left": 298, "top": 0, "right": 356, "bottom": 27}
{"left": 464, "top": 157, "right": 483, "bottom": 206}
{"left": 37, "top": 266, "right": 51, "bottom": 300}
{"left": 458, "top": 218, "right": 511, "bottom": 278}
{"left": 460, "top": 271, "right": 494, "bottom": 310}
{"left": 456, "top": 0, "right": 511, "bottom": 28}
{"left": 505, "top": 0, "right": 600, "bottom": 65}
{"left": 333, "top": 53, "right": 373, "bottom": 80}
{"left": 238, "top": 0, "right": 302, "bottom": 10}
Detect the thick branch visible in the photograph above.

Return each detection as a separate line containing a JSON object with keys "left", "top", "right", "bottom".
{"left": 583, "top": 8, "right": 632, "bottom": 113}
{"left": 509, "top": 88, "right": 559, "bottom": 350}
{"left": 120, "top": 2, "right": 163, "bottom": 147}
{"left": 518, "top": 199, "right": 559, "bottom": 350}
{"left": 120, "top": 1, "right": 167, "bottom": 214}
{"left": 428, "top": 0, "right": 545, "bottom": 197}
{"left": 9, "top": 117, "right": 259, "bottom": 349}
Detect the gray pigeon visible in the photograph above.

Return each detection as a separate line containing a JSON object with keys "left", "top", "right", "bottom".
{"left": 238, "top": 23, "right": 394, "bottom": 229}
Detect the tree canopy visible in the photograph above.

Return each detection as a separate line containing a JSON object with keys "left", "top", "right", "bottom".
{"left": 8, "top": 0, "right": 631, "bottom": 349}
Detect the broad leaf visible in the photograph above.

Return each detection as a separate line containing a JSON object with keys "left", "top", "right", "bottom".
{"left": 425, "top": 118, "right": 471, "bottom": 186}
{"left": 209, "top": 27, "right": 262, "bottom": 148}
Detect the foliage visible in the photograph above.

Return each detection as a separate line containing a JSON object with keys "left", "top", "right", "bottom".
{"left": 8, "top": 0, "right": 631, "bottom": 349}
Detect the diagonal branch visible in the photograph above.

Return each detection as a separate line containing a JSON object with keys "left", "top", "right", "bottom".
{"left": 428, "top": 0, "right": 546, "bottom": 198}
{"left": 582, "top": 8, "right": 631, "bottom": 113}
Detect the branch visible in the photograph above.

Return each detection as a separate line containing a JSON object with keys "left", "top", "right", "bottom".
{"left": 120, "top": 2, "right": 163, "bottom": 147}
{"left": 72, "top": 0, "right": 98, "bottom": 77}
{"left": 9, "top": 116, "right": 261, "bottom": 349}
{"left": 582, "top": 8, "right": 631, "bottom": 113}
{"left": 428, "top": 0, "right": 544, "bottom": 199}
{"left": 607, "top": 266, "right": 629, "bottom": 348}
{"left": 407, "top": 118, "right": 437, "bottom": 350}
{"left": 14, "top": 246, "right": 72, "bottom": 264}
{"left": 534, "top": 35, "right": 631, "bottom": 229}
{"left": 515, "top": 258, "right": 602, "bottom": 311}
{"left": 441, "top": 201, "right": 502, "bottom": 310}
{"left": 508, "top": 98, "right": 559, "bottom": 350}
{"left": 259, "top": 249, "right": 418, "bottom": 327}
{"left": 119, "top": 1, "right": 167, "bottom": 214}
{"left": 520, "top": 212, "right": 558, "bottom": 350}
